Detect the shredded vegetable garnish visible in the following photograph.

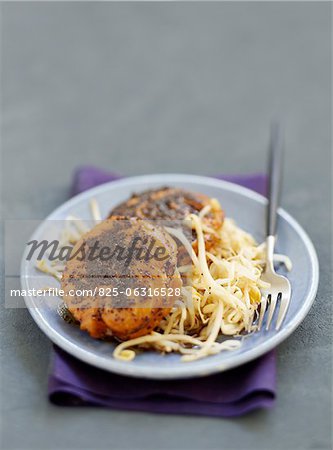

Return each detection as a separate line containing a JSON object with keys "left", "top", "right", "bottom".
{"left": 36, "top": 260, "right": 62, "bottom": 281}
{"left": 112, "top": 200, "right": 268, "bottom": 362}
{"left": 89, "top": 198, "right": 102, "bottom": 222}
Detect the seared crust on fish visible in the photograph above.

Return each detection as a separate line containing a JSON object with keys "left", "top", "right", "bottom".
{"left": 109, "top": 187, "right": 224, "bottom": 227}
{"left": 109, "top": 187, "right": 224, "bottom": 251}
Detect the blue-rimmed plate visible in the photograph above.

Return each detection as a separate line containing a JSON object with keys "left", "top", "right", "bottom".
{"left": 21, "top": 174, "right": 319, "bottom": 379}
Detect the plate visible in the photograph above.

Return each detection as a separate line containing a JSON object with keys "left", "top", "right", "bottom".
{"left": 21, "top": 174, "right": 319, "bottom": 379}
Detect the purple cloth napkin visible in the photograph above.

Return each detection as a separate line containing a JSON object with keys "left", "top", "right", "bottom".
{"left": 48, "top": 166, "right": 276, "bottom": 417}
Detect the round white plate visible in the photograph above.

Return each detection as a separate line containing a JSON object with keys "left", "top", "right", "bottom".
{"left": 21, "top": 174, "right": 319, "bottom": 379}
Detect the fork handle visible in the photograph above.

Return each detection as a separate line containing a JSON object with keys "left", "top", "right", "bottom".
{"left": 267, "top": 122, "right": 284, "bottom": 237}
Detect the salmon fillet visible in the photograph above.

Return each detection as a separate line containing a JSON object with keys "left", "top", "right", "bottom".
{"left": 61, "top": 217, "right": 181, "bottom": 340}
{"left": 109, "top": 187, "right": 224, "bottom": 251}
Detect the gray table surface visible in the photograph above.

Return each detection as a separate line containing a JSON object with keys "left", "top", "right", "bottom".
{"left": 1, "top": 3, "right": 331, "bottom": 450}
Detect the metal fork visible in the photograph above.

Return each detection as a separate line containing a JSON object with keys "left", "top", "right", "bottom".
{"left": 257, "top": 123, "right": 291, "bottom": 331}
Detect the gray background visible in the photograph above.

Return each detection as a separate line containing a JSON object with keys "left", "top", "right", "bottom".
{"left": 1, "top": 2, "right": 331, "bottom": 450}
